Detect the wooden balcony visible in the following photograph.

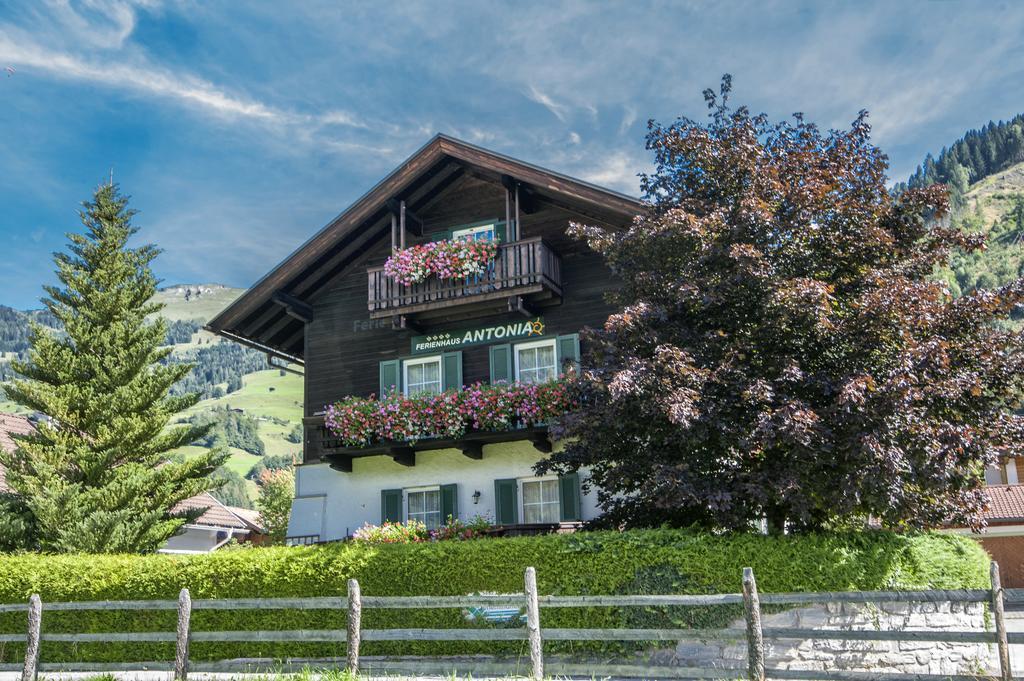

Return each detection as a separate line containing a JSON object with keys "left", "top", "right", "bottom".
{"left": 367, "top": 237, "right": 562, "bottom": 321}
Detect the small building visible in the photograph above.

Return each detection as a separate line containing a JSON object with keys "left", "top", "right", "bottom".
{"left": 207, "top": 135, "right": 641, "bottom": 543}
{"left": 0, "top": 412, "right": 263, "bottom": 552}
{"left": 160, "top": 492, "right": 265, "bottom": 554}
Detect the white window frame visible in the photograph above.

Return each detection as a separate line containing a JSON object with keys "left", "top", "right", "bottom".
{"left": 519, "top": 476, "right": 561, "bottom": 525}
{"left": 403, "top": 355, "right": 443, "bottom": 397}
{"left": 451, "top": 223, "right": 496, "bottom": 241}
{"left": 513, "top": 338, "right": 559, "bottom": 385}
{"left": 405, "top": 485, "right": 442, "bottom": 530}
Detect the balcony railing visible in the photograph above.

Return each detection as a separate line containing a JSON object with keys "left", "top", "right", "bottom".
{"left": 367, "top": 237, "right": 562, "bottom": 319}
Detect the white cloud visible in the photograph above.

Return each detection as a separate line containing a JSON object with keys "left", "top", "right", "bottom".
{"left": 524, "top": 84, "right": 570, "bottom": 122}
{"left": 568, "top": 131, "right": 581, "bottom": 145}
{"left": 619, "top": 105, "right": 637, "bottom": 135}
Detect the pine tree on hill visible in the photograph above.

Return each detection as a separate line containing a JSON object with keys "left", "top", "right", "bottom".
{"left": 0, "top": 183, "right": 227, "bottom": 553}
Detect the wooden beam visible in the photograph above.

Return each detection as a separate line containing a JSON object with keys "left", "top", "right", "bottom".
{"left": 392, "top": 315, "right": 423, "bottom": 333}
{"left": 271, "top": 291, "right": 314, "bottom": 323}
{"left": 529, "top": 432, "right": 552, "bottom": 454}
{"left": 458, "top": 441, "right": 484, "bottom": 460}
{"left": 329, "top": 456, "right": 353, "bottom": 473}
{"left": 508, "top": 295, "right": 538, "bottom": 318}
{"left": 391, "top": 448, "right": 415, "bottom": 467}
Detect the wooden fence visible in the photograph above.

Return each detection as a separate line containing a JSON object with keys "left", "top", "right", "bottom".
{"left": 2, "top": 561, "right": 1021, "bottom": 681}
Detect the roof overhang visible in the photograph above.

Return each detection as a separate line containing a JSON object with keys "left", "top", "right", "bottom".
{"left": 205, "top": 134, "right": 643, "bottom": 363}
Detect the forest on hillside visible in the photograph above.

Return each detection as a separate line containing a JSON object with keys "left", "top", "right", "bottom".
{"left": 896, "top": 113, "right": 1024, "bottom": 212}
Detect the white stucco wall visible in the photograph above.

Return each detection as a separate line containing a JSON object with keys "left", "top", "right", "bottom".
{"left": 288, "top": 440, "right": 599, "bottom": 541}
{"left": 159, "top": 526, "right": 229, "bottom": 553}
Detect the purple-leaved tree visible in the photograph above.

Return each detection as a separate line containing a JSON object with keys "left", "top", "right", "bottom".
{"left": 538, "top": 77, "right": 1024, "bottom": 533}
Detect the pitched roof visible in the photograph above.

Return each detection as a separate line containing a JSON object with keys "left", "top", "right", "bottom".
{"left": 983, "top": 485, "right": 1024, "bottom": 522}
{"left": 0, "top": 413, "right": 34, "bottom": 493}
{"left": 172, "top": 491, "right": 264, "bottom": 532}
{"left": 206, "top": 133, "right": 644, "bottom": 362}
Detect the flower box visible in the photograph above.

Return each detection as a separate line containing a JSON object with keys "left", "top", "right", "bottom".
{"left": 383, "top": 238, "right": 499, "bottom": 286}
{"left": 324, "top": 380, "right": 574, "bottom": 447}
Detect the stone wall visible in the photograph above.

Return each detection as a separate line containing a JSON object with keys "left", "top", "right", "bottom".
{"left": 667, "top": 600, "right": 995, "bottom": 676}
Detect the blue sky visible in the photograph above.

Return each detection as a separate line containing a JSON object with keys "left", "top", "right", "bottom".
{"left": 1, "top": 1, "right": 1023, "bottom": 309}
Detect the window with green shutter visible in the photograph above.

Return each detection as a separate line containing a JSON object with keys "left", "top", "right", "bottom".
{"left": 494, "top": 478, "right": 518, "bottom": 524}
{"left": 489, "top": 344, "right": 513, "bottom": 384}
{"left": 558, "top": 473, "right": 581, "bottom": 521}
{"left": 381, "top": 489, "right": 402, "bottom": 524}
{"left": 556, "top": 333, "right": 581, "bottom": 374}
{"left": 379, "top": 359, "right": 401, "bottom": 396}
{"left": 440, "top": 483, "right": 459, "bottom": 522}
{"left": 441, "top": 352, "right": 463, "bottom": 392}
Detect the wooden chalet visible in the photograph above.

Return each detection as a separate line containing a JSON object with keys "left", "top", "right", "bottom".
{"left": 207, "top": 134, "right": 641, "bottom": 542}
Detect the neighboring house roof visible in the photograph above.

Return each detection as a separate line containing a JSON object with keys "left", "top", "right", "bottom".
{"left": 172, "top": 491, "right": 264, "bottom": 533}
{"left": 0, "top": 413, "right": 34, "bottom": 493}
{"left": 206, "top": 133, "right": 644, "bottom": 363}
{"left": 983, "top": 485, "right": 1024, "bottom": 523}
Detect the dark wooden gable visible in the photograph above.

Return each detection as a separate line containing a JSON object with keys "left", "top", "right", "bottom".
{"left": 205, "top": 134, "right": 642, "bottom": 363}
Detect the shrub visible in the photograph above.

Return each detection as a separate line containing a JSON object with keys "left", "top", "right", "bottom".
{"left": 0, "top": 529, "right": 989, "bottom": 664}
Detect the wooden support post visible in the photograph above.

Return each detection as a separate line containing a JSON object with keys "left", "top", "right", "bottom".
{"left": 505, "top": 188, "right": 512, "bottom": 237}
{"left": 514, "top": 184, "right": 521, "bottom": 241}
{"left": 525, "top": 566, "right": 543, "bottom": 680}
{"left": 21, "top": 594, "right": 40, "bottom": 681}
{"left": 346, "top": 578, "right": 362, "bottom": 674}
{"left": 400, "top": 200, "right": 407, "bottom": 249}
{"left": 174, "top": 588, "right": 191, "bottom": 681}
{"left": 742, "top": 567, "right": 765, "bottom": 681}
{"left": 991, "top": 561, "right": 1012, "bottom": 681}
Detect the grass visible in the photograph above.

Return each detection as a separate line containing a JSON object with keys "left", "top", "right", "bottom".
{"left": 183, "top": 369, "right": 303, "bottom": 423}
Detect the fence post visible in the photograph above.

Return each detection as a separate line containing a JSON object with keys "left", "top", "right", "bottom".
{"left": 742, "top": 567, "right": 765, "bottom": 681}
{"left": 346, "top": 578, "right": 362, "bottom": 674}
{"left": 21, "top": 594, "right": 40, "bottom": 681}
{"left": 525, "top": 566, "right": 543, "bottom": 681}
{"left": 174, "top": 588, "right": 192, "bottom": 681}
{"left": 991, "top": 561, "right": 1012, "bottom": 681}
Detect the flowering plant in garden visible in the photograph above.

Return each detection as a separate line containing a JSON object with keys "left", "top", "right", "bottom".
{"left": 383, "top": 238, "right": 499, "bottom": 286}
{"left": 352, "top": 514, "right": 494, "bottom": 543}
{"left": 324, "top": 379, "right": 575, "bottom": 446}
{"left": 352, "top": 519, "right": 429, "bottom": 543}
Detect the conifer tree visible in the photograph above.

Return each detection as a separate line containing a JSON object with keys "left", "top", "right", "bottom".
{"left": 0, "top": 183, "right": 226, "bottom": 552}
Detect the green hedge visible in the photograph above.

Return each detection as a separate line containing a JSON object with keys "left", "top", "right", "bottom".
{"left": 0, "top": 530, "right": 990, "bottom": 664}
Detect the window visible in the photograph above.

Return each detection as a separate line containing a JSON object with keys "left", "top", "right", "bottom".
{"left": 514, "top": 339, "right": 558, "bottom": 384}
{"left": 404, "top": 355, "right": 442, "bottom": 396}
{"left": 521, "top": 478, "right": 560, "bottom": 524}
{"left": 452, "top": 223, "right": 496, "bottom": 242}
{"left": 407, "top": 487, "right": 442, "bottom": 529}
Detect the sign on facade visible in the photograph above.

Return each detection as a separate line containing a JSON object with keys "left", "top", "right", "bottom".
{"left": 411, "top": 318, "right": 545, "bottom": 354}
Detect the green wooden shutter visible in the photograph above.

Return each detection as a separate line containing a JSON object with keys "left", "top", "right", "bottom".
{"left": 379, "top": 359, "right": 401, "bottom": 396}
{"left": 489, "top": 344, "right": 513, "bottom": 384}
{"left": 559, "top": 473, "right": 581, "bottom": 521}
{"left": 440, "top": 483, "right": 459, "bottom": 523}
{"left": 381, "top": 489, "right": 403, "bottom": 524}
{"left": 556, "top": 334, "right": 581, "bottom": 375}
{"left": 494, "top": 221, "right": 507, "bottom": 244}
{"left": 442, "top": 351, "right": 463, "bottom": 392}
{"left": 494, "top": 478, "right": 518, "bottom": 525}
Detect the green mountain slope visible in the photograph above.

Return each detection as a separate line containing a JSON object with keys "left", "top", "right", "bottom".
{"left": 932, "top": 162, "right": 1024, "bottom": 300}
{"left": 1, "top": 283, "right": 303, "bottom": 507}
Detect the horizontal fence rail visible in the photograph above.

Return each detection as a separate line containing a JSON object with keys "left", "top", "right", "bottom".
{"left": 3, "top": 561, "right": 1017, "bottom": 681}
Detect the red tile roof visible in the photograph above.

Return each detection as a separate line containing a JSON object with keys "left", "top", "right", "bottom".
{"left": 984, "top": 485, "right": 1024, "bottom": 522}
{"left": 172, "top": 491, "right": 264, "bottom": 532}
{"left": 0, "top": 413, "right": 34, "bottom": 493}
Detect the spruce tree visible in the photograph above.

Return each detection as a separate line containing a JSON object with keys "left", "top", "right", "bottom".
{"left": 0, "top": 183, "right": 226, "bottom": 552}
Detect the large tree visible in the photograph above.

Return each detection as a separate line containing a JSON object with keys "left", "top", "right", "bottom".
{"left": 0, "top": 184, "right": 226, "bottom": 552}
{"left": 539, "top": 77, "right": 1024, "bottom": 532}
